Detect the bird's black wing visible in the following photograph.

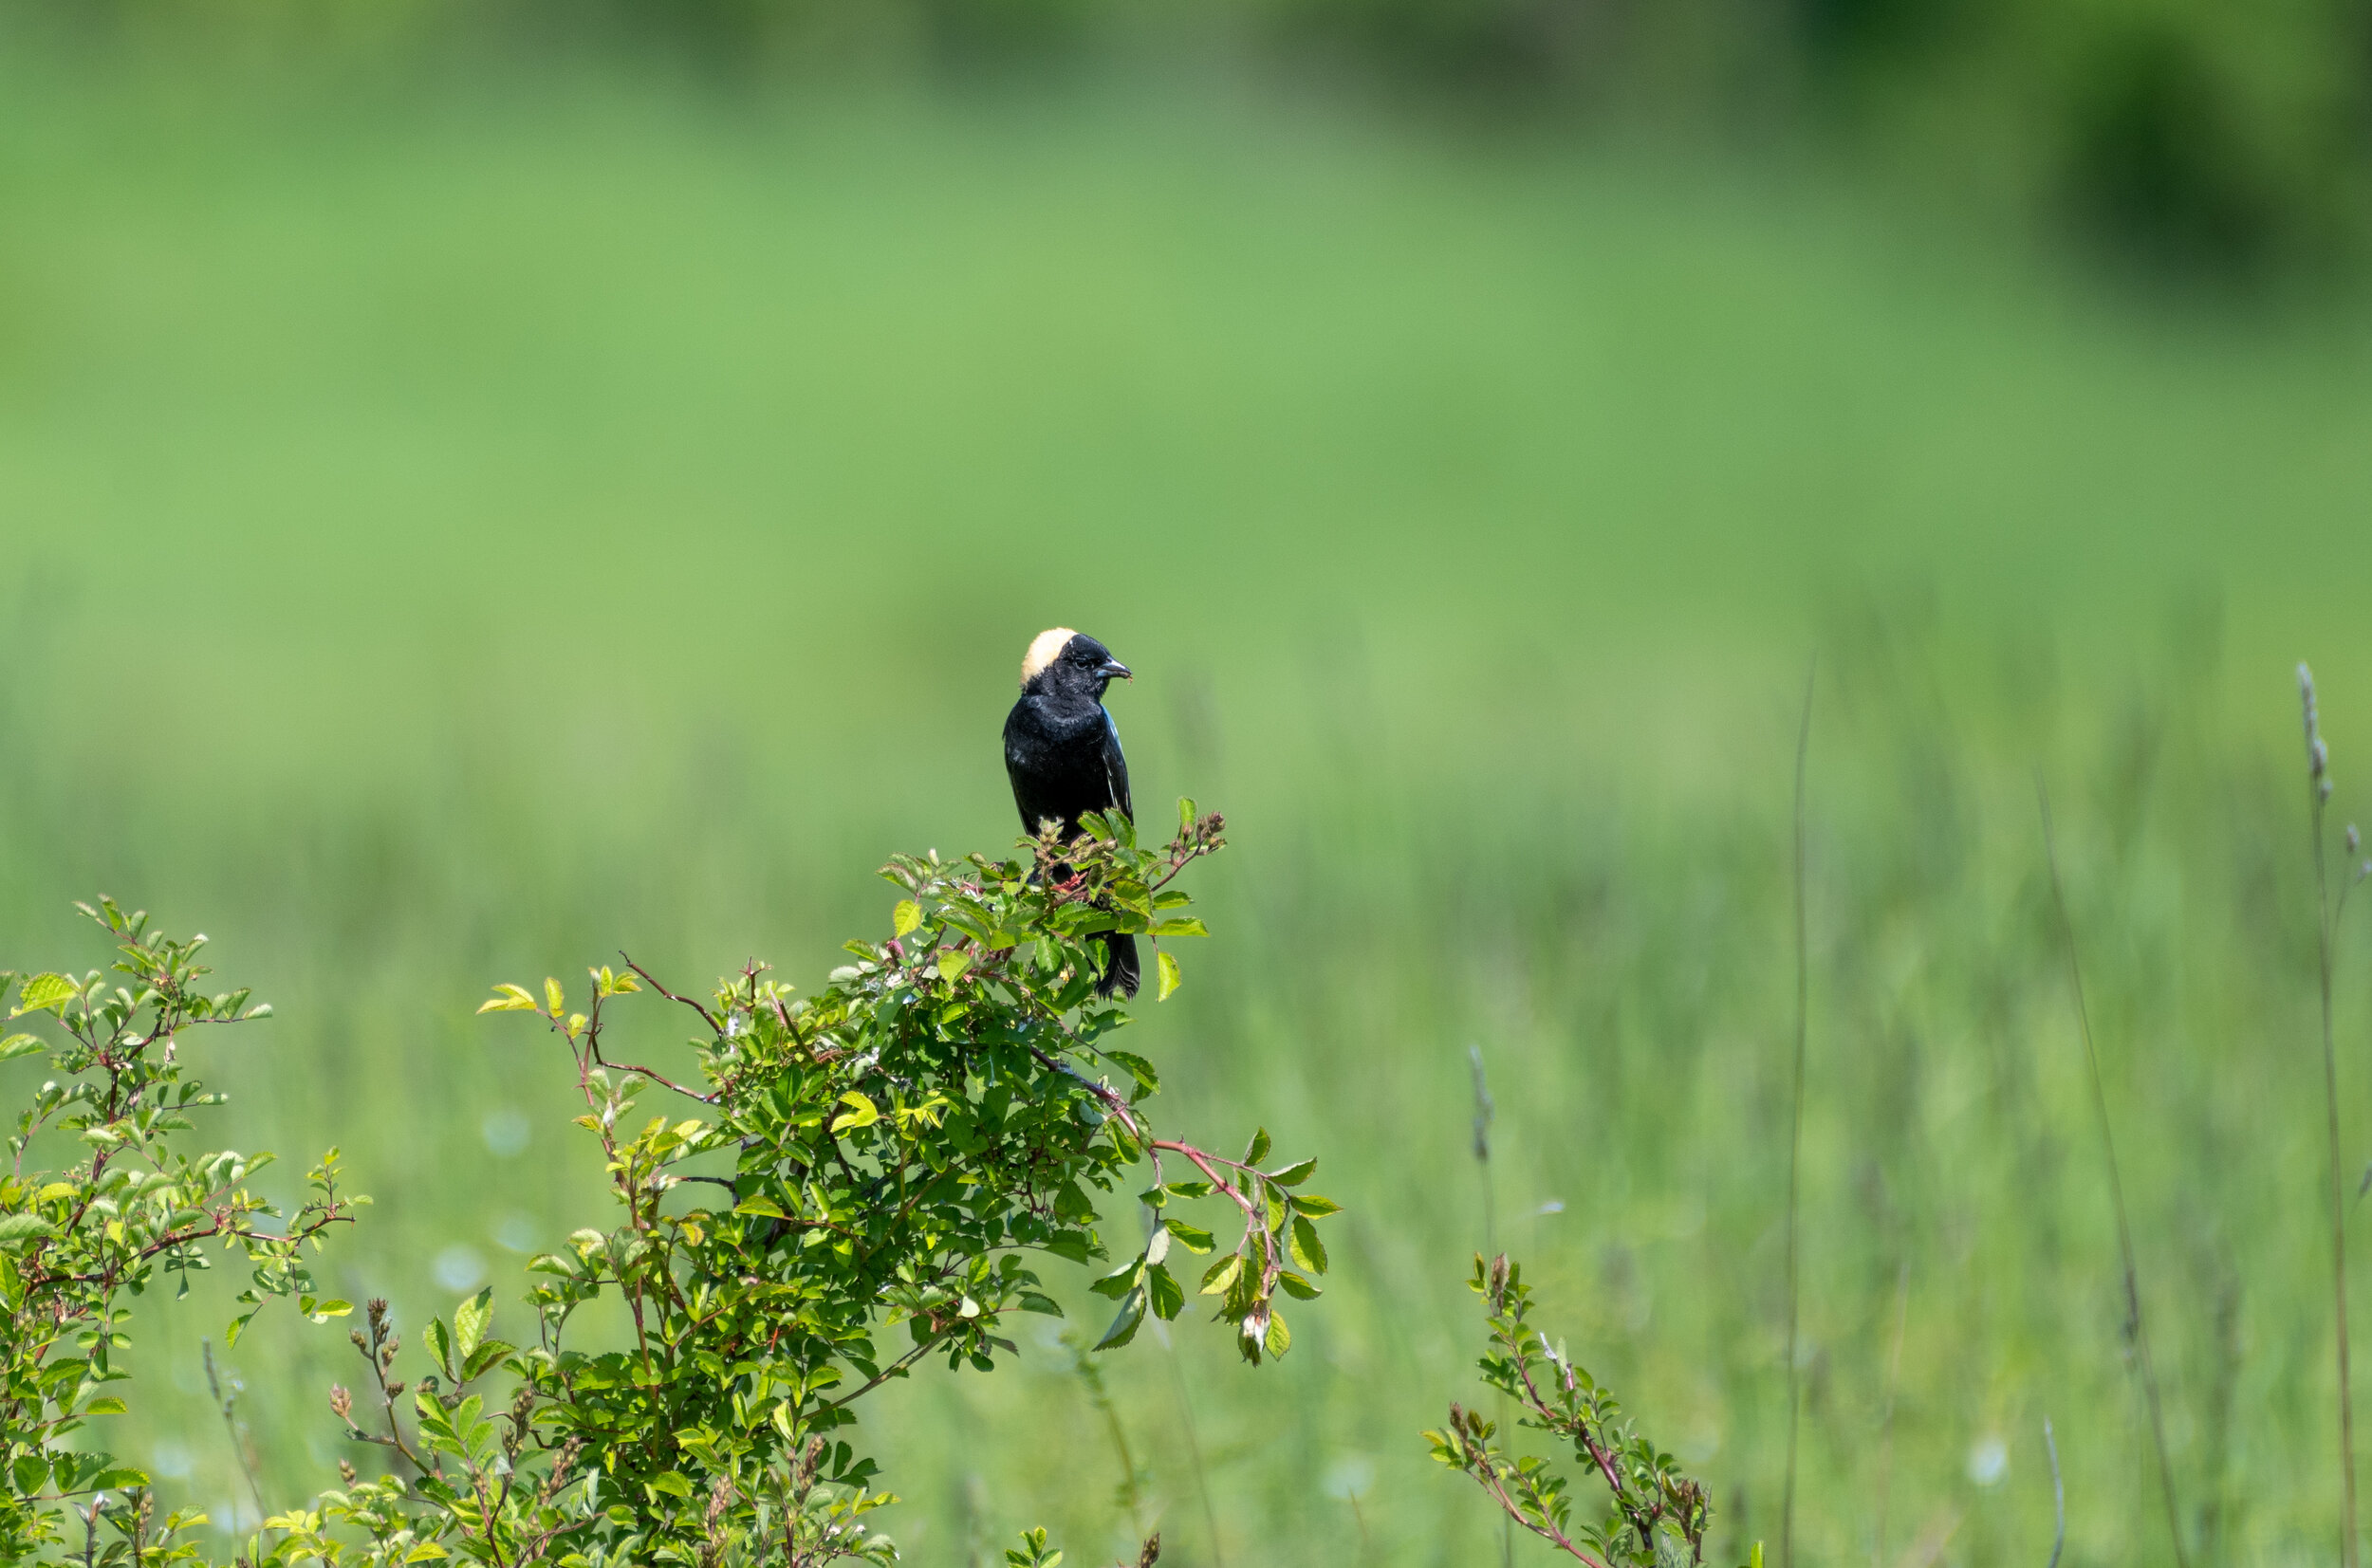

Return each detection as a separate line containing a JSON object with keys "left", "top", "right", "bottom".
{"left": 1101, "top": 708, "right": 1133, "bottom": 826}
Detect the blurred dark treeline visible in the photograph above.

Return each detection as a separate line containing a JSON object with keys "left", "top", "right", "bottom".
{"left": 12, "top": 0, "right": 2372, "bottom": 279}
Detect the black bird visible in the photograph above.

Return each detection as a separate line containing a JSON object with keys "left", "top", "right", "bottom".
{"left": 1004, "top": 627, "right": 1139, "bottom": 998}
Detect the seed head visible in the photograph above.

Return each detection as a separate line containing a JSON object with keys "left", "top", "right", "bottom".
{"left": 328, "top": 1383, "right": 352, "bottom": 1423}
{"left": 2349, "top": 825, "right": 2361, "bottom": 856}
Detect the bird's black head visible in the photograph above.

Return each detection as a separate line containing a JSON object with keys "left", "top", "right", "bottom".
{"left": 1020, "top": 627, "right": 1132, "bottom": 700}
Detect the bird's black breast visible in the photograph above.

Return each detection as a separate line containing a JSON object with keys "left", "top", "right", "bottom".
{"left": 1006, "top": 692, "right": 1130, "bottom": 838}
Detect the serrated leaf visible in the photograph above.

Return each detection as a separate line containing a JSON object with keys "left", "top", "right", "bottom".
{"left": 1291, "top": 1193, "right": 1344, "bottom": 1218}
{"left": 1103, "top": 1050, "right": 1159, "bottom": 1095}
{"left": 1163, "top": 1219, "right": 1215, "bottom": 1254}
{"left": 1264, "top": 1310, "right": 1290, "bottom": 1358}
{"left": 1093, "top": 1286, "right": 1147, "bottom": 1350}
{"left": 1268, "top": 1158, "right": 1317, "bottom": 1187}
{"left": 11, "top": 973, "right": 76, "bottom": 1017}
{"left": 733, "top": 1197, "right": 787, "bottom": 1220}
{"left": 454, "top": 1288, "right": 493, "bottom": 1360}
{"left": 462, "top": 1339, "right": 516, "bottom": 1381}
{"left": 1290, "top": 1216, "right": 1328, "bottom": 1274}
{"left": 1243, "top": 1127, "right": 1271, "bottom": 1166}
{"left": 544, "top": 978, "right": 566, "bottom": 1015}
{"left": 0, "top": 1212, "right": 52, "bottom": 1243}
{"left": 938, "top": 950, "right": 973, "bottom": 984}
{"left": 831, "top": 1093, "right": 880, "bottom": 1134}
{"left": 893, "top": 900, "right": 922, "bottom": 938}
{"left": 1156, "top": 950, "right": 1181, "bottom": 1001}
{"left": 1151, "top": 917, "right": 1209, "bottom": 938}
{"left": 1147, "top": 1262, "right": 1184, "bottom": 1320}
{"left": 477, "top": 985, "right": 538, "bottom": 1015}
{"left": 422, "top": 1317, "right": 454, "bottom": 1380}
{"left": 1199, "top": 1254, "right": 1243, "bottom": 1297}
{"left": 0, "top": 1034, "right": 45, "bottom": 1061}
{"left": 80, "top": 1396, "right": 129, "bottom": 1416}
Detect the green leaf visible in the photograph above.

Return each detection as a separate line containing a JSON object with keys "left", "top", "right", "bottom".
{"left": 1151, "top": 917, "right": 1209, "bottom": 938}
{"left": 10, "top": 973, "right": 77, "bottom": 1017}
{"left": 1243, "top": 1127, "right": 1271, "bottom": 1166}
{"left": 1290, "top": 1193, "right": 1343, "bottom": 1218}
{"left": 1103, "top": 1050, "right": 1159, "bottom": 1095}
{"left": 648, "top": 1471, "right": 694, "bottom": 1500}
{"left": 454, "top": 1287, "right": 493, "bottom": 1360}
{"left": 1268, "top": 1158, "right": 1317, "bottom": 1187}
{"left": 1147, "top": 1262, "right": 1184, "bottom": 1320}
{"left": 1277, "top": 1270, "right": 1323, "bottom": 1301}
{"left": 1290, "top": 1216, "right": 1329, "bottom": 1274}
{"left": 1162, "top": 1220, "right": 1216, "bottom": 1254}
{"left": 0, "top": 1212, "right": 52, "bottom": 1244}
{"left": 1199, "top": 1254, "right": 1243, "bottom": 1297}
{"left": 831, "top": 1093, "right": 880, "bottom": 1134}
{"left": 0, "top": 1033, "right": 45, "bottom": 1061}
{"left": 462, "top": 1340, "right": 516, "bottom": 1381}
{"left": 893, "top": 900, "right": 922, "bottom": 938}
{"left": 938, "top": 950, "right": 973, "bottom": 984}
{"left": 476, "top": 984, "right": 539, "bottom": 1015}
{"left": 733, "top": 1196, "right": 788, "bottom": 1219}
{"left": 1263, "top": 1310, "right": 1290, "bottom": 1358}
{"left": 422, "top": 1316, "right": 455, "bottom": 1380}
{"left": 1093, "top": 1286, "right": 1147, "bottom": 1351}
{"left": 80, "top": 1396, "right": 129, "bottom": 1416}
{"left": 1156, "top": 950, "right": 1181, "bottom": 1001}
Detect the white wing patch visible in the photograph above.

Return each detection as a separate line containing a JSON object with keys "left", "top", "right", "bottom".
{"left": 1021, "top": 627, "right": 1077, "bottom": 686}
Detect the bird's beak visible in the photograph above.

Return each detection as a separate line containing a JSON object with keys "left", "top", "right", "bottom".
{"left": 1098, "top": 659, "right": 1134, "bottom": 683}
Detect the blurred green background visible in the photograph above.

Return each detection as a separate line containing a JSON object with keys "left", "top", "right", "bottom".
{"left": 9, "top": 1, "right": 2372, "bottom": 1562}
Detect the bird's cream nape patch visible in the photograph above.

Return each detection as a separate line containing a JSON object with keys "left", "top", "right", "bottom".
{"left": 1020, "top": 627, "right": 1077, "bottom": 686}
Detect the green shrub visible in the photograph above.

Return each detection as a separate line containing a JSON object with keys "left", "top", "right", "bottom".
{"left": 0, "top": 899, "right": 361, "bottom": 1563}
{"left": 0, "top": 806, "right": 1338, "bottom": 1565}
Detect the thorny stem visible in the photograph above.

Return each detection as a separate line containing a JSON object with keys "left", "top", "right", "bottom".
{"left": 2039, "top": 782, "right": 2191, "bottom": 1568}
{"left": 1470, "top": 1447, "right": 1610, "bottom": 1568}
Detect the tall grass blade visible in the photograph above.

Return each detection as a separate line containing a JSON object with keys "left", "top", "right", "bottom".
{"left": 2301, "top": 662, "right": 2360, "bottom": 1568}
{"left": 1782, "top": 661, "right": 1814, "bottom": 1568}
{"left": 2044, "top": 1416, "right": 2066, "bottom": 1568}
{"left": 2038, "top": 781, "right": 2190, "bottom": 1568}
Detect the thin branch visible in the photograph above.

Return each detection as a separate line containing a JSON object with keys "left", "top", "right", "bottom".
{"left": 618, "top": 954, "right": 721, "bottom": 1035}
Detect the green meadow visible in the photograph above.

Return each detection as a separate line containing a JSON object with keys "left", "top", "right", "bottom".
{"left": 9, "top": 48, "right": 2372, "bottom": 1565}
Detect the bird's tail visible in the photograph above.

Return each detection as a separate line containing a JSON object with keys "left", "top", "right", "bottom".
{"left": 1097, "top": 931, "right": 1140, "bottom": 1000}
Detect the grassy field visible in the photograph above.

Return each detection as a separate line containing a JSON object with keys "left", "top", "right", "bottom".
{"left": 8, "top": 46, "right": 2372, "bottom": 1566}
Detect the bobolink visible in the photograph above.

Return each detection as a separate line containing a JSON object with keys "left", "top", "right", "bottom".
{"left": 1004, "top": 627, "right": 1138, "bottom": 998}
